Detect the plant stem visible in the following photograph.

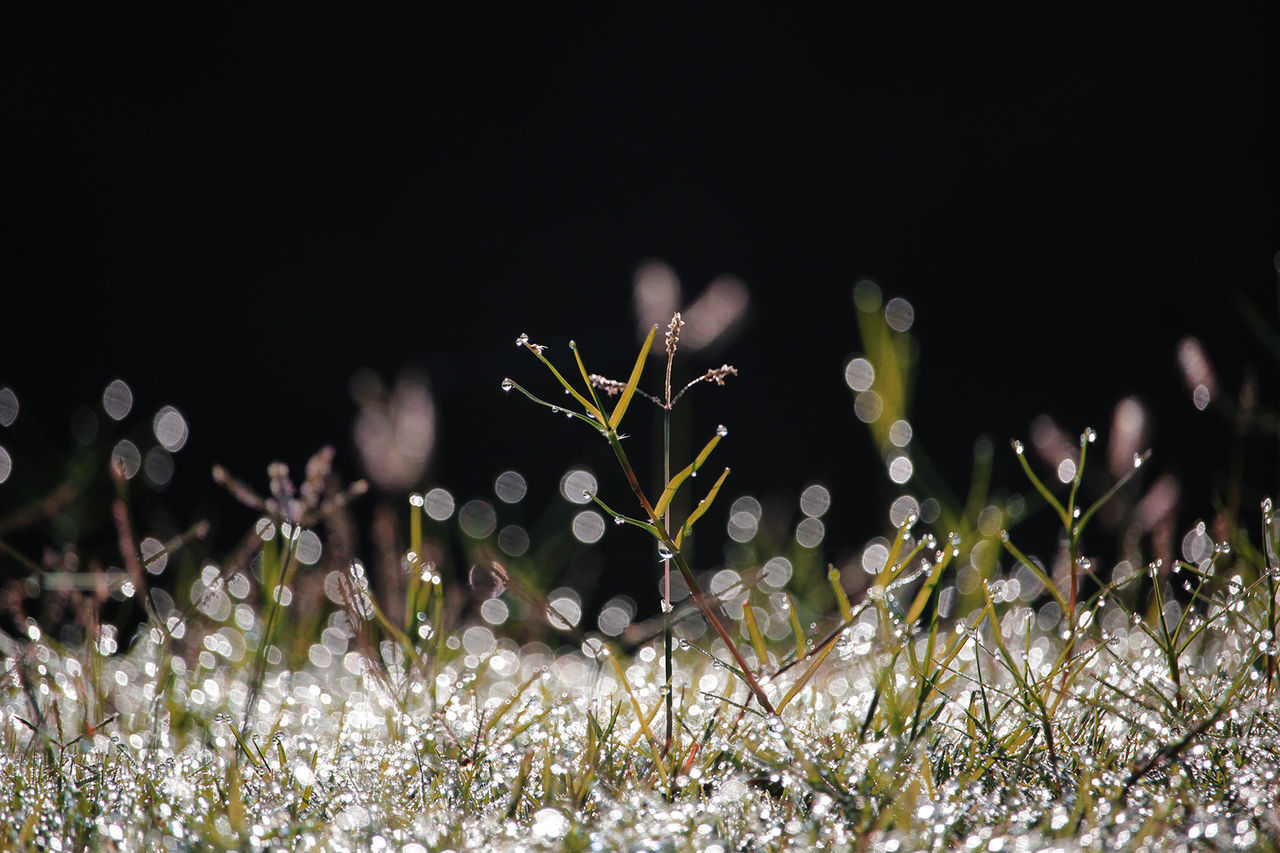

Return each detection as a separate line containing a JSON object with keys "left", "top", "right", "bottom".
{"left": 663, "top": 403, "right": 674, "bottom": 752}
{"left": 606, "top": 432, "right": 776, "bottom": 714}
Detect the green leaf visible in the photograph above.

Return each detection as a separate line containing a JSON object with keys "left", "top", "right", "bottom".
{"left": 524, "top": 341, "right": 605, "bottom": 424}
{"left": 675, "top": 467, "right": 730, "bottom": 548}
{"left": 570, "top": 340, "right": 609, "bottom": 426}
{"left": 608, "top": 324, "right": 657, "bottom": 430}
{"left": 654, "top": 431, "right": 723, "bottom": 519}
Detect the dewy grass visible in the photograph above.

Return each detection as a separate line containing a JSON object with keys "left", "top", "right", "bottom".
{"left": 3, "top": 294, "right": 1280, "bottom": 851}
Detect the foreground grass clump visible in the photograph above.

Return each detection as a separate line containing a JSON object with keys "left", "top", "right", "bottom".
{"left": 4, "top": 311, "right": 1280, "bottom": 852}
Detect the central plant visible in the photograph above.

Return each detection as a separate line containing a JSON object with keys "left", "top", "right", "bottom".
{"left": 502, "top": 316, "right": 776, "bottom": 748}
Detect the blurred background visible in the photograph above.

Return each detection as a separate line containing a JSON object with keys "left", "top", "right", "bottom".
{"left": 2, "top": 6, "right": 1277, "bottom": 637}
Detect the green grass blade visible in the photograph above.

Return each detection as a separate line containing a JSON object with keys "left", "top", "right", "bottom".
{"left": 521, "top": 341, "right": 606, "bottom": 424}
{"left": 675, "top": 467, "right": 730, "bottom": 548}
{"left": 609, "top": 324, "right": 658, "bottom": 430}
{"left": 1012, "top": 440, "right": 1070, "bottom": 528}
{"left": 654, "top": 431, "right": 723, "bottom": 519}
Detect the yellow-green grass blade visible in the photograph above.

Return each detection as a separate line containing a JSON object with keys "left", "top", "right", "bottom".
{"left": 570, "top": 340, "right": 609, "bottom": 425}
{"left": 655, "top": 432, "right": 723, "bottom": 519}
{"left": 609, "top": 324, "right": 658, "bottom": 430}
{"left": 675, "top": 467, "right": 730, "bottom": 548}
{"left": 776, "top": 638, "right": 839, "bottom": 713}
{"left": 1012, "top": 439, "right": 1070, "bottom": 528}
{"left": 828, "top": 565, "right": 853, "bottom": 622}
{"left": 523, "top": 341, "right": 605, "bottom": 424}
{"left": 742, "top": 601, "right": 769, "bottom": 667}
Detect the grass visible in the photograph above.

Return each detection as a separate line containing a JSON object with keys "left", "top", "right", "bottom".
{"left": 3, "top": 288, "right": 1280, "bottom": 852}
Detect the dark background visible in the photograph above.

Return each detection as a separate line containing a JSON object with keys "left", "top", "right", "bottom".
{"left": 3, "top": 6, "right": 1278, "bottom": 621}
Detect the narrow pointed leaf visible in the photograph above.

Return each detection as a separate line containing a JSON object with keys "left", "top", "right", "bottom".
{"left": 675, "top": 467, "right": 730, "bottom": 548}
{"left": 654, "top": 432, "right": 722, "bottom": 519}
{"left": 777, "top": 637, "right": 839, "bottom": 712}
{"left": 570, "top": 340, "right": 609, "bottom": 424}
{"left": 525, "top": 343, "right": 605, "bottom": 424}
{"left": 609, "top": 324, "right": 658, "bottom": 430}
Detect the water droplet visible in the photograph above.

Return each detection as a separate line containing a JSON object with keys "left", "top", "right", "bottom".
{"left": 866, "top": 584, "right": 886, "bottom": 601}
{"left": 999, "top": 529, "right": 1010, "bottom": 542}
{"left": 948, "top": 532, "right": 962, "bottom": 546}
{"left": 582, "top": 489, "right": 593, "bottom": 500}
{"left": 501, "top": 378, "right": 514, "bottom": 392}
{"left": 409, "top": 493, "right": 425, "bottom": 507}
{"left": 1133, "top": 452, "right": 1144, "bottom": 468}
{"left": 764, "top": 714, "right": 785, "bottom": 736}
{"left": 551, "top": 406, "right": 561, "bottom": 414}
{"left": 658, "top": 542, "right": 674, "bottom": 561}
{"left": 660, "top": 600, "right": 674, "bottom": 613}
{"left": 516, "top": 332, "right": 529, "bottom": 347}
{"left": 613, "top": 516, "right": 625, "bottom": 525}
{"left": 1012, "top": 439, "right": 1024, "bottom": 455}
{"left": 1263, "top": 497, "right": 1274, "bottom": 514}
{"left": 1081, "top": 427, "right": 1096, "bottom": 445}
{"left": 716, "top": 424, "right": 728, "bottom": 437}
{"left": 569, "top": 340, "right": 578, "bottom": 349}
{"left": 1216, "top": 542, "right": 1231, "bottom": 554}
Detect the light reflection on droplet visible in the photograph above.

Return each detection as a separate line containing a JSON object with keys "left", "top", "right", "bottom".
{"left": 111, "top": 440, "right": 141, "bottom": 479}
{"left": 761, "top": 556, "right": 793, "bottom": 589}
{"left": 729, "top": 495, "right": 762, "bottom": 521}
{"left": 0, "top": 387, "right": 17, "bottom": 427}
{"left": 295, "top": 529, "right": 323, "bottom": 565}
{"left": 887, "top": 455, "right": 913, "bottom": 484}
{"left": 884, "top": 296, "right": 915, "bottom": 332}
{"left": 889, "top": 495, "right": 920, "bottom": 528}
{"left": 498, "top": 524, "right": 530, "bottom": 556}
{"left": 424, "top": 487, "right": 455, "bottom": 521}
{"left": 843, "top": 357, "right": 875, "bottom": 392}
{"left": 888, "top": 419, "right": 913, "bottom": 447}
{"left": 153, "top": 405, "right": 189, "bottom": 451}
{"left": 597, "top": 596, "right": 636, "bottom": 636}
{"left": 862, "top": 541, "right": 889, "bottom": 574}
{"left": 141, "top": 537, "right": 168, "bottom": 576}
{"left": 103, "top": 379, "right": 133, "bottom": 420}
{"left": 547, "top": 590, "right": 582, "bottom": 629}
{"left": 560, "top": 469, "right": 597, "bottom": 505}
{"left": 494, "top": 470, "right": 528, "bottom": 503}
{"left": 1057, "top": 458, "right": 1077, "bottom": 484}
{"left": 727, "top": 510, "right": 758, "bottom": 542}
{"left": 459, "top": 499, "right": 497, "bottom": 539}
{"left": 854, "top": 391, "right": 883, "bottom": 423}
{"left": 572, "top": 510, "right": 605, "bottom": 544}
{"left": 800, "top": 484, "right": 831, "bottom": 518}
{"left": 795, "top": 517, "right": 825, "bottom": 548}
{"left": 463, "top": 625, "right": 497, "bottom": 656}
{"left": 481, "top": 597, "right": 510, "bottom": 626}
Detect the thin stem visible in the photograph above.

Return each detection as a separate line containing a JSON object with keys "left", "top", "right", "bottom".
{"left": 663, "top": 403, "right": 674, "bottom": 752}
{"left": 606, "top": 432, "right": 776, "bottom": 714}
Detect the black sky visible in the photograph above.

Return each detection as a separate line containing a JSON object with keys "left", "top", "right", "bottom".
{"left": 3, "top": 6, "right": 1278, "bottom": 612}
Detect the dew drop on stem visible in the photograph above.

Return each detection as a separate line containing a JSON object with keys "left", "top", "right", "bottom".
{"left": 716, "top": 424, "right": 728, "bottom": 437}
{"left": 501, "top": 378, "right": 514, "bottom": 392}
{"left": 516, "top": 333, "right": 529, "bottom": 347}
